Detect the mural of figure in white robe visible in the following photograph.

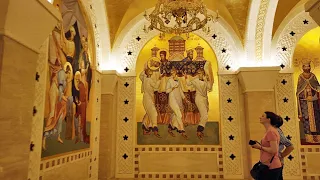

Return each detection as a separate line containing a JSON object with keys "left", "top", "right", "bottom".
{"left": 140, "top": 68, "right": 161, "bottom": 137}
{"left": 185, "top": 70, "right": 211, "bottom": 140}
{"left": 166, "top": 68, "right": 190, "bottom": 139}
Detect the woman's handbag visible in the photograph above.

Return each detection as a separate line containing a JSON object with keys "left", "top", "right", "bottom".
{"left": 250, "top": 156, "right": 275, "bottom": 179}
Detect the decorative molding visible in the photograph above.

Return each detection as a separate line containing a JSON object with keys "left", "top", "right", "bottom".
{"left": 275, "top": 73, "right": 301, "bottom": 177}
{"left": 300, "top": 146, "right": 320, "bottom": 179}
{"left": 255, "top": 0, "right": 270, "bottom": 62}
{"left": 116, "top": 76, "right": 136, "bottom": 177}
{"left": 133, "top": 146, "right": 224, "bottom": 179}
{"left": 40, "top": 150, "right": 92, "bottom": 172}
{"left": 27, "top": 39, "right": 49, "bottom": 180}
{"left": 272, "top": 11, "right": 317, "bottom": 69}
{"left": 219, "top": 74, "right": 243, "bottom": 179}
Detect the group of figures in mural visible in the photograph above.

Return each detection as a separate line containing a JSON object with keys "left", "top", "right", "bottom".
{"left": 42, "top": 0, "right": 92, "bottom": 157}
{"left": 139, "top": 36, "right": 215, "bottom": 141}
{"left": 296, "top": 59, "right": 320, "bottom": 144}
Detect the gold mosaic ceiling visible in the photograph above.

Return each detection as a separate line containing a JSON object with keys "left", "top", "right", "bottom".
{"left": 105, "top": 0, "right": 302, "bottom": 48}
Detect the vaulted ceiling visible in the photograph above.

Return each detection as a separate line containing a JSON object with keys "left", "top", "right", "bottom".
{"left": 105, "top": 0, "right": 303, "bottom": 48}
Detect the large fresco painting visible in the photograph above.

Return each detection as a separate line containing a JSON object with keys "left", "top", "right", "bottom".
{"left": 42, "top": 0, "right": 93, "bottom": 158}
{"left": 136, "top": 34, "right": 220, "bottom": 145}
{"left": 293, "top": 27, "right": 320, "bottom": 145}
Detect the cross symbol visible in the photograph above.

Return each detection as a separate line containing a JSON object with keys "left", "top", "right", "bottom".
{"left": 284, "top": 116, "right": 290, "bottom": 122}
{"left": 33, "top": 106, "right": 37, "bottom": 116}
{"left": 229, "top": 135, "right": 234, "bottom": 140}
{"left": 288, "top": 155, "right": 294, "bottom": 161}
{"left": 227, "top": 98, "right": 232, "bottom": 103}
{"left": 35, "top": 72, "right": 40, "bottom": 82}
{"left": 226, "top": 80, "right": 231, "bottom": 86}
{"left": 280, "top": 64, "right": 285, "bottom": 69}
{"left": 212, "top": 34, "right": 217, "bottom": 39}
{"left": 136, "top": 36, "right": 141, "bottom": 41}
{"left": 124, "top": 67, "right": 129, "bottom": 72}
{"left": 127, "top": 51, "right": 132, "bottom": 55}
{"left": 124, "top": 82, "right": 129, "bottom": 87}
{"left": 286, "top": 135, "right": 292, "bottom": 140}
{"left": 30, "top": 142, "right": 35, "bottom": 151}
{"left": 225, "top": 65, "right": 231, "bottom": 70}
{"left": 123, "top": 117, "right": 129, "bottom": 122}
{"left": 281, "top": 79, "right": 287, "bottom": 85}
{"left": 123, "top": 153, "right": 128, "bottom": 159}
{"left": 303, "top": 19, "right": 309, "bottom": 24}
{"left": 222, "top": 48, "right": 226, "bottom": 53}
{"left": 283, "top": 97, "right": 288, "bottom": 103}
{"left": 282, "top": 47, "right": 287, "bottom": 51}
{"left": 124, "top": 99, "right": 129, "bottom": 104}
{"left": 230, "top": 154, "right": 236, "bottom": 160}
{"left": 290, "top": 31, "right": 296, "bottom": 36}
{"left": 228, "top": 116, "right": 233, "bottom": 122}
{"left": 123, "top": 135, "right": 128, "bottom": 140}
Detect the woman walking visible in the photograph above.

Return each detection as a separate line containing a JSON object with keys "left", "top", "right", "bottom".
{"left": 250, "top": 111, "right": 282, "bottom": 180}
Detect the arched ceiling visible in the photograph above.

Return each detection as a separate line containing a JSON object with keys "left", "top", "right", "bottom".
{"left": 105, "top": 0, "right": 250, "bottom": 48}
{"left": 272, "top": 0, "right": 302, "bottom": 36}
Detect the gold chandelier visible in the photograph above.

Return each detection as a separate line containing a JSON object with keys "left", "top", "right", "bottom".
{"left": 143, "top": 0, "right": 219, "bottom": 35}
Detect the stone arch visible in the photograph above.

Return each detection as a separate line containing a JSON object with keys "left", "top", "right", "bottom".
{"left": 272, "top": 5, "right": 318, "bottom": 70}
{"left": 112, "top": 8, "right": 244, "bottom": 74}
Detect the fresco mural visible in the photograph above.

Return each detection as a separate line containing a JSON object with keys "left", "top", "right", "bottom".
{"left": 293, "top": 27, "right": 320, "bottom": 145}
{"left": 41, "top": 0, "right": 93, "bottom": 158}
{"left": 136, "top": 34, "right": 220, "bottom": 145}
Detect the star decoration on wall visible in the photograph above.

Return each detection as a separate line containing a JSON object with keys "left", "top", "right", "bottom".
{"left": 303, "top": 19, "right": 309, "bottom": 24}
{"left": 227, "top": 98, "right": 232, "bottom": 103}
{"left": 124, "top": 82, "right": 129, "bottom": 87}
{"left": 124, "top": 67, "right": 129, "bottom": 72}
{"left": 229, "top": 135, "right": 234, "bottom": 140}
{"left": 95, "top": 24, "right": 97, "bottom": 29}
{"left": 123, "top": 117, "right": 129, "bottom": 122}
{"left": 97, "top": 44, "right": 100, "bottom": 48}
{"left": 123, "top": 135, "right": 128, "bottom": 140}
{"left": 230, "top": 154, "right": 236, "bottom": 160}
{"left": 284, "top": 116, "right": 290, "bottom": 122}
{"left": 280, "top": 64, "right": 285, "bottom": 69}
{"left": 30, "top": 142, "right": 35, "bottom": 151}
{"left": 212, "top": 34, "right": 217, "bottom": 39}
{"left": 95, "top": 137, "right": 98, "bottom": 141}
{"left": 123, "top": 153, "right": 128, "bottom": 159}
{"left": 225, "top": 65, "right": 231, "bottom": 70}
{"left": 282, "top": 47, "right": 287, "bottom": 51}
{"left": 97, "top": 79, "right": 100, "bottom": 83}
{"left": 281, "top": 79, "right": 287, "bottom": 85}
{"left": 288, "top": 155, "right": 294, "bottom": 161}
{"left": 97, "top": 98, "right": 99, "bottom": 103}
{"left": 90, "top": 5, "right": 92, "bottom": 9}
{"left": 222, "top": 48, "right": 227, "bottom": 53}
{"left": 226, "top": 80, "right": 231, "bottom": 86}
{"left": 35, "top": 72, "right": 40, "bottom": 82}
{"left": 286, "top": 135, "right": 292, "bottom": 140}
{"left": 228, "top": 116, "right": 233, "bottom": 122}
{"left": 290, "top": 31, "right": 296, "bottom": 36}
{"left": 124, "top": 99, "right": 129, "bottom": 104}
{"left": 136, "top": 36, "right": 141, "bottom": 41}
{"left": 127, "top": 51, "right": 132, "bottom": 55}
{"left": 33, "top": 106, "right": 37, "bottom": 116}
{"left": 283, "top": 97, "right": 288, "bottom": 103}
{"left": 96, "top": 117, "right": 98, "bottom": 121}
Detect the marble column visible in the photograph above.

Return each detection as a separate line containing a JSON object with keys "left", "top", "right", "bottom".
{"left": 0, "top": 0, "right": 60, "bottom": 179}
{"left": 237, "top": 67, "right": 280, "bottom": 174}
{"left": 99, "top": 71, "right": 118, "bottom": 179}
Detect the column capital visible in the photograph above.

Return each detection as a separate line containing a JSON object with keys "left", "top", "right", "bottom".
{"left": 101, "top": 70, "right": 119, "bottom": 95}
{"left": 237, "top": 66, "right": 280, "bottom": 93}
{"left": 0, "top": 0, "right": 61, "bottom": 53}
{"left": 305, "top": 0, "right": 320, "bottom": 26}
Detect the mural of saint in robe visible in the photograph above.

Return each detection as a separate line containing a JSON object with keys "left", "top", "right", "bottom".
{"left": 137, "top": 35, "right": 219, "bottom": 145}
{"left": 297, "top": 61, "right": 320, "bottom": 144}
{"left": 42, "top": 0, "right": 93, "bottom": 158}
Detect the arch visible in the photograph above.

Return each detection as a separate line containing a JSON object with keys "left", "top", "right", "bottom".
{"left": 112, "top": 8, "right": 244, "bottom": 74}
{"left": 81, "top": 0, "right": 111, "bottom": 70}
{"left": 272, "top": 1, "right": 318, "bottom": 71}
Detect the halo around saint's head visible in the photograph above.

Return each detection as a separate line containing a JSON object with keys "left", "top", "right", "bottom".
{"left": 147, "top": 56, "right": 161, "bottom": 71}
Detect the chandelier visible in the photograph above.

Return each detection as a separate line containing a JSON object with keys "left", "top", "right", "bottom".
{"left": 143, "top": 0, "right": 219, "bottom": 35}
